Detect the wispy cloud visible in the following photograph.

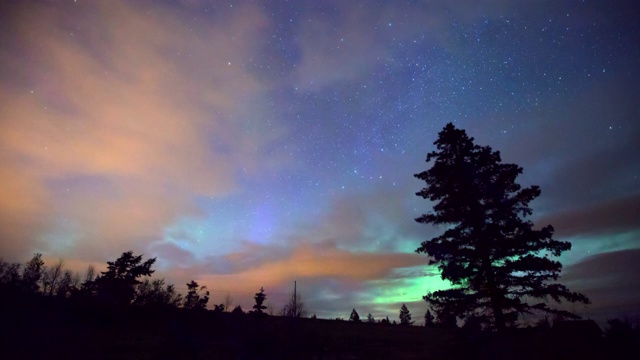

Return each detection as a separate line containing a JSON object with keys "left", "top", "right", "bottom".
{"left": 539, "top": 194, "right": 640, "bottom": 238}
{"left": 563, "top": 249, "right": 640, "bottom": 321}
{"left": 0, "top": 1, "right": 284, "bottom": 259}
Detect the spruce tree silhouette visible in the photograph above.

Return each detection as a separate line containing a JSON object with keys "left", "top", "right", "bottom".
{"left": 367, "top": 313, "right": 375, "bottom": 323}
{"left": 415, "top": 123, "right": 589, "bottom": 331}
{"left": 93, "top": 251, "right": 156, "bottom": 307}
{"left": 231, "top": 305, "right": 244, "bottom": 316}
{"left": 183, "top": 280, "right": 209, "bottom": 310}
{"left": 21, "top": 253, "right": 44, "bottom": 294}
{"left": 424, "top": 310, "right": 435, "bottom": 327}
{"left": 349, "top": 309, "right": 361, "bottom": 322}
{"left": 399, "top": 304, "right": 414, "bottom": 325}
{"left": 252, "top": 287, "right": 267, "bottom": 315}
{"left": 133, "top": 278, "right": 182, "bottom": 309}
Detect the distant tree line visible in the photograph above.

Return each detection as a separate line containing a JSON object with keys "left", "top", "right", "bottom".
{"left": 0, "top": 250, "right": 319, "bottom": 322}
{"left": 347, "top": 304, "right": 415, "bottom": 326}
{"left": 2, "top": 250, "right": 637, "bottom": 349}
{"left": 0, "top": 251, "right": 269, "bottom": 317}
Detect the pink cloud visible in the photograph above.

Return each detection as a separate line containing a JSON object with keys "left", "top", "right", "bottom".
{"left": 192, "top": 242, "right": 425, "bottom": 293}
{"left": 0, "top": 1, "right": 286, "bottom": 260}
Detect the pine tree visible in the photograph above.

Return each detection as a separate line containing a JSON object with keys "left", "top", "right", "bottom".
{"left": 349, "top": 308, "right": 361, "bottom": 322}
{"left": 253, "top": 287, "right": 267, "bottom": 315}
{"left": 424, "top": 310, "right": 435, "bottom": 327}
{"left": 231, "top": 305, "right": 244, "bottom": 316}
{"left": 183, "top": 280, "right": 209, "bottom": 310}
{"left": 399, "top": 304, "right": 414, "bottom": 326}
{"left": 367, "top": 313, "right": 375, "bottom": 323}
{"left": 21, "top": 253, "right": 44, "bottom": 294}
{"left": 415, "top": 123, "right": 589, "bottom": 331}
{"left": 134, "top": 278, "right": 182, "bottom": 308}
{"left": 93, "top": 251, "right": 155, "bottom": 306}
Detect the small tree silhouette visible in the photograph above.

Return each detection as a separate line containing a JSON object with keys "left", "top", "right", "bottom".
{"left": 21, "top": 253, "right": 44, "bottom": 294}
{"left": 55, "top": 269, "right": 80, "bottom": 298}
{"left": 253, "top": 287, "right": 267, "bottom": 315}
{"left": 93, "top": 251, "right": 155, "bottom": 306}
{"left": 134, "top": 278, "right": 182, "bottom": 308}
{"left": 424, "top": 309, "right": 435, "bottom": 327}
{"left": 224, "top": 292, "right": 234, "bottom": 312}
{"left": 42, "top": 258, "right": 64, "bottom": 296}
{"left": 231, "top": 305, "right": 244, "bottom": 316}
{"left": 0, "top": 260, "right": 22, "bottom": 289}
{"left": 367, "top": 313, "right": 375, "bottom": 323}
{"left": 183, "top": 280, "right": 209, "bottom": 310}
{"left": 350, "top": 309, "right": 361, "bottom": 322}
{"left": 282, "top": 292, "right": 307, "bottom": 318}
{"left": 399, "top": 304, "right": 414, "bottom": 326}
{"left": 429, "top": 302, "right": 458, "bottom": 328}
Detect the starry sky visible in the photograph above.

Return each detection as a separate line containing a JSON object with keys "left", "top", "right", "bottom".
{"left": 1, "top": 0, "right": 639, "bottom": 324}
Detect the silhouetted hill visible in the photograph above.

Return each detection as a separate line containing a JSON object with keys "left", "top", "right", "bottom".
{"left": 4, "top": 295, "right": 633, "bottom": 359}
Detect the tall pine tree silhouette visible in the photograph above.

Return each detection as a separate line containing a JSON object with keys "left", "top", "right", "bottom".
{"left": 415, "top": 123, "right": 589, "bottom": 331}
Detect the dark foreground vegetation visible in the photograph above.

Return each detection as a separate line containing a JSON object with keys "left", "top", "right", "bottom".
{"left": 1, "top": 288, "right": 639, "bottom": 359}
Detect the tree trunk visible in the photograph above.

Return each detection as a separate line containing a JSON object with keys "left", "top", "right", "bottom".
{"left": 491, "top": 295, "right": 506, "bottom": 332}
{"left": 483, "top": 257, "right": 506, "bottom": 332}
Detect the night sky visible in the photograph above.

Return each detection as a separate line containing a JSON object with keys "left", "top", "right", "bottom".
{"left": 1, "top": 1, "right": 639, "bottom": 324}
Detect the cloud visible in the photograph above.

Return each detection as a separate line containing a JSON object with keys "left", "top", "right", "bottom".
{"left": 538, "top": 193, "right": 640, "bottom": 238}
{"left": 540, "top": 129, "right": 640, "bottom": 211}
{"left": 144, "top": 239, "right": 429, "bottom": 315}
{"left": 197, "top": 241, "right": 424, "bottom": 285}
{"left": 183, "top": 241, "right": 427, "bottom": 315}
{"left": 148, "top": 242, "right": 197, "bottom": 269}
{"left": 562, "top": 249, "right": 640, "bottom": 322}
{"left": 0, "top": 1, "right": 285, "bottom": 260}
{"left": 281, "top": 183, "right": 434, "bottom": 253}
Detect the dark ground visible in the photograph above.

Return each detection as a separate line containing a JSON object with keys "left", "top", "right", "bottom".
{"left": 0, "top": 297, "right": 635, "bottom": 359}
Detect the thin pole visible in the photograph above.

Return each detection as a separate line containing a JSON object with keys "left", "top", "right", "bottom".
{"left": 294, "top": 280, "right": 297, "bottom": 317}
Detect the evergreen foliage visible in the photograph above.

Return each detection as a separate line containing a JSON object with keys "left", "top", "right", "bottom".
{"left": 424, "top": 310, "right": 435, "bottom": 327}
{"left": 93, "top": 251, "right": 156, "bottom": 306}
{"left": 399, "top": 304, "right": 413, "bottom": 326}
{"left": 367, "top": 313, "right": 375, "bottom": 323}
{"left": 133, "top": 278, "right": 182, "bottom": 308}
{"left": 414, "top": 123, "right": 589, "bottom": 331}
{"left": 0, "top": 261, "right": 22, "bottom": 289}
{"left": 349, "top": 308, "right": 361, "bottom": 322}
{"left": 21, "top": 253, "right": 44, "bottom": 294}
{"left": 183, "top": 280, "right": 209, "bottom": 310}
{"left": 231, "top": 305, "right": 244, "bottom": 316}
{"left": 253, "top": 287, "right": 267, "bottom": 315}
